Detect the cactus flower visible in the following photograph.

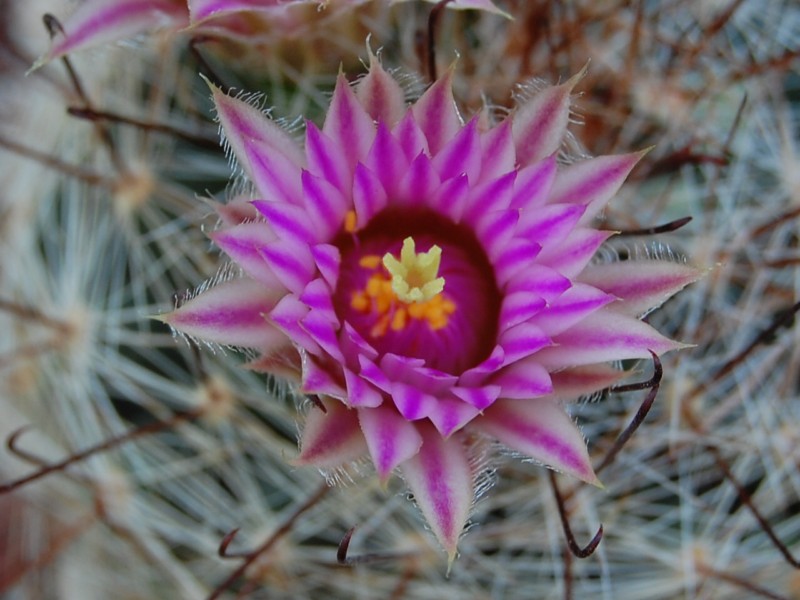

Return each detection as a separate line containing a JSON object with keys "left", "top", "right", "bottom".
{"left": 161, "top": 56, "right": 698, "bottom": 561}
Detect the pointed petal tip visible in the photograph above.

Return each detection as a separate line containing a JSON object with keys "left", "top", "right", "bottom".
{"left": 655, "top": 339, "right": 696, "bottom": 355}
{"left": 674, "top": 340, "right": 697, "bottom": 352}
{"left": 564, "top": 61, "right": 589, "bottom": 91}
{"left": 26, "top": 55, "right": 48, "bottom": 76}
{"left": 199, "top": 72, "right": 216, "bottom": 92}
{"left": 630, "top": 145, "right": 655, "bottom": 166}
{"left": 555, "top": 461, "right": 602, "bottom": 488}
{"left": 150, "top": 311, "right": 169, "bottom": 324}
{"left": 400, "top": 427, "right": 474, "bottom": 564}
{"left": 287, "top": 454, "right": 305, "bottom": 467}
{"left": 289, "top": 452, "right": 323, "bottom": 469}
{"left": 576, "top": 466, "right": 604, "bottom": 488}
{"left": 444, "top": 58, "right": 459, "bottom": 75}
{"left": 446, "top": 548, "right": 458, "bottom": 573}
{"left": 639, "top": 144, "right": 656, "bottom": 156}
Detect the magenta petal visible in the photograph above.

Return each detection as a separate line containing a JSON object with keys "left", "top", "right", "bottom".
{"left": 397, "top": 153, "right": 442, "bottom": 208}
{"left": 411, "top": 67, "right": 462, "bottom": 155}
{"left": 359, "top": 405, "right": 422, "bottom": 481}
{"left": 548, "top": 151, "right": 646, "bottom": 223}
{"left": 511, "top": 157, "right": 557, "bottom": 210}
{"left": 311, "top": 244, "right": 341, "bottom": 288}
{"left": 379, "top": 355, "right": 458, "bottom": 394}
{"left": 212, "top": 82, "right": 304, "bottom": 168}
{"left": 301, "top": 356, "right": 346, "bottom": 399}
{"left": 506, "top": 264, "right": 571, "bottom": 302}
{"left": 298, "top": 279, "right": 337, "bottom": 322}
{"left": 344, "top": 369, "right": 383, "bottom": 408}
{"left": 476, "top": 399, "right": 599, "bottom": 484}
{"left": 252, "top": 200, "right": 317, "bottom": 244}
{"left": 305, "top": 122, "right": 351, "bottom": 195}
{"left": 462, "top": 171, "right": 516, "bottom": 226}
{"left": 499, "top": 292, "right": 546, "bottom": 331}
{"left": 475, "top": 209, "right": 520, "bottom": 261}
{"left": 511, "top": 71, "right": 583, "bottom": 167}
{"left": 301, "top": 171, "right": 350, "bottom": 240}
{"left": 159, "top": 278, "right": 284, "bottom": 349}
{"left": 432, "top": 118, "right": 481, "bottom": 181}
{"left": 458, "top": 346, "right": 505, "bottom": 387}
{"left": 342, "top": 323, "right": 378, "bottom": 361}
{"left": 243, "top": 139, "right": 304, "bottom": 206}
{"left": 379, "top": 353, "right": 425, "bottom": 382}
{"left": 390, "top": 382, "right": 437, "bottom": 421}
{"left": 323, "top": 74, "right": 376, "bottom": 169}
{"left": 392, "top": 112, "right": 430, "bottom": 161}
{"left": 535, "top": 228, "right": 614, "bottom": 278}
{"left": 479, "top": 121, "right": 515, "bottom": 182}
{"left": 209, "top": 223, "right": 282, "bottom": 288}
{"left": 352, "top": 164, "right": 388, "bottom": 229}
{"left": 428, "top": 174, "right": 470, "bottom": 222}
{"left": 39, "top": 0, "right": 187, "bottom": 63}
{"left": 517, "top": 203, "right": 586, "bottom": 248}
{"left": 428, "top": 397, "right": 482, "bottom": 437}
{"left": 536, "top": 311, "right": 688, "bottom": 369}
{"left": 408, "top": 367, "right": 460, "bottom": 397}
{"left": 579, "top": 261, "right": 703, "bottom": 317}
{"left": 268, "top": 294, "right": 321, "bottom": 356}
{"left": 216, "top": 198, "right": 260, "bottom": 226}
{"left": 498, "top": 322, "right": 551, "bottom": 366}
{"left": 451, "top": 385, "right": 501, "bottom": 411}
{"left": 365, "top": 123, "right": 410, "bottom": 199}
{"left": 493, "top": 239, "right": 542, "bottom": 288}
{"left": 244, "top": 348, "right": 300, "bottom": 379}
{"left": 213, "top": 88, "right": 305, "bottom": 205}
{"left": 550, "top": 364, "right": 628, "bottom": 399}
{"left": 295, "top": 399, "right": 367, "bottom": 468}
{"left": 359, "top": 355, "right": 393, "bottom": 393}
{"left": 400, "top": 424, "right": 474, "bottom": 561}
{"left": 261, "top": 239, "right": 315, "bottom": 294}
{"left": 528, "top": 283, "right": 616, "bottom": 336}
{"left": 300, "top": 310, "right": 345, "bottom": 362}
{"left": 490, "top": 358, "right": 553, "bottom": 400}
{"left": 356, "top": 52, "right": 407, "bottom": 127}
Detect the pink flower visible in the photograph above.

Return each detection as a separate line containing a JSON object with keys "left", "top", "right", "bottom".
{"left": 161, "top": 56, "right": 698, "bottom": 560}
{"left": 35, "top": 0, "right": 506, "bottom": 66}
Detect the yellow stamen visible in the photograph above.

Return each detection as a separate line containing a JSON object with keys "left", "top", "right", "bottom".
{"left": 358, "top": 255, "right": 382, "bottom": 269}
{"left": 391, "top": 309, "right": 407, "bottom": 331}
{"left": 382, "top": 237, "right": 445, "bottom": 304}
{"left": 344, "top": 210, "right": 357, "bottom": 233}
{"left": 350, "top": 291, "right": 369, "bottom": 312}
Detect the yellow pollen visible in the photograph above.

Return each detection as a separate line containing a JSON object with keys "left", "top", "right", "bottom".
{"left": 382, "top": 237, "right": 445, "bottom": 304}
{"left": 358, "top": 255, "right": 382, "bottom": 269}
{"left": 344, "top": 210, "right": 357, "bottom": 233}
{"left": 391, "top": 309, "right": 407, "bottom": 331}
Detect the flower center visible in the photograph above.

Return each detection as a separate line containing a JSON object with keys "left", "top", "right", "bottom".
{"left": 383, "top": 237, "right": 445, "bottom": 304}
{"left": 349, "top": 248, "right": 456, "bottom": 338}
{"left": 333, "top": 209, "right": 501, "bottom": 374}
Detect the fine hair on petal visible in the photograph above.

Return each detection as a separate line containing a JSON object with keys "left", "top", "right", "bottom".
{"left": 466, "top": 435, "right": 497, "bottom": 505}
{"left": 597, "top": 239, "right": 689, "bottom": 266}
{"left": 320, "top": 457, "right": 375, "bottom": 488}
{"left": 514, "top": 75, "right": 591, "bottom": 165}
{"left": 166, "top": 262, "right": 245, "bottom": 354}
